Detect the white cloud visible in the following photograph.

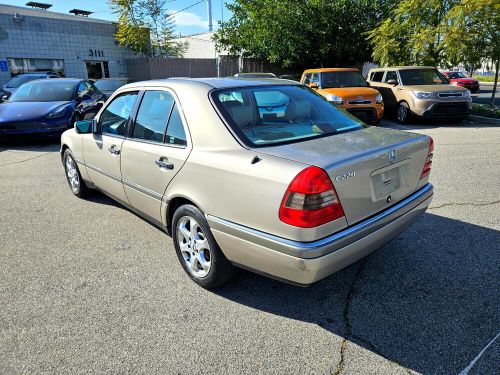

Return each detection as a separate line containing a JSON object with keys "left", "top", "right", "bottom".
{"left": 169, "top": 10, "right": 207, "bottom": 29}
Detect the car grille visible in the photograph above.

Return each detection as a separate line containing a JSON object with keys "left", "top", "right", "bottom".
{"left": 432, "top": 102, "right": 469, "bottom": 115}
{"left": 347, "top": 100, "right": 372, "bottom": 105}
{"left": 437, "top": 92, "right": 464, "bottom": 98}
{"left": 346, "top": 108, "right": 377, "bottom": 122}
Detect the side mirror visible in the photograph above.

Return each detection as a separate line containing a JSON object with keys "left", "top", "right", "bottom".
{"left": 1, "top": 95, "right": 7, "bottom": 102}
{"left": 309, "top": 82, "right": 319, "bottom": 89}
{"left": 74, "top": 119, "right": 95, "bottom": 134}
{"left": 387, "top": 79, "right": 398, "bottom": 85}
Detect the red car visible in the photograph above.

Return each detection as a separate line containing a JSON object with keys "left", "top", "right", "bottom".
{"left": 441, "top": 71, "right": 480, "bottom": 92}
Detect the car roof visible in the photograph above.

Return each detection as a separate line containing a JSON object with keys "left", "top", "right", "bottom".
{"left": 122, "top": 77, "right": 301, "bottom": 90}
{"left": 28, "top": 78, "right": 83, "bottom": 84}
{"left": 369, "top": 66, "right": 436, "bottom": 72}
{"left": 303, "top": 68, "right": 359, "bottom": 73}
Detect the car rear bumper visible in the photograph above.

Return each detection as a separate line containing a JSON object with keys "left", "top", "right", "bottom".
{"left": 208, "top": 183, "right": 433, "bottom": 285}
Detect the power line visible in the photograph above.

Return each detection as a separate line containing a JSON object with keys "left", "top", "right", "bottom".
{"left": 169, "top": 0, "right": 205, "bottom": 17}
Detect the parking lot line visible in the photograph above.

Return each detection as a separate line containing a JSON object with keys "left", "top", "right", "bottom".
{"left": 457, "top": 331, "right": 500, "bottom": 375}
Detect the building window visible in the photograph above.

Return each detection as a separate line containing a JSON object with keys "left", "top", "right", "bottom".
{"left": 7, "top": 58, "right": 65, "bottom": 76}
{"left": 85, "top": 61, "right": 110, "bottom": 80}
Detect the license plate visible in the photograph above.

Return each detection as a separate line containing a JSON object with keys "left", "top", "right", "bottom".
{"left": 371, "top": 166, "right": 401, "bottom": 200}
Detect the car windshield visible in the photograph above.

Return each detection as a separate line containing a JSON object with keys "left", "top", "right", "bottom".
{"left": 447, "top": 72, "right": 468, "bottom": 79}
{"left": 321, "top": 71, "right": 368, "bottom": 88}
{"left": 6, "top": 75, "right": 45, "bottom": 88}
{"left": 212, "top": 85, "right": 366, "bottom": 147}
{"left": 399, "top": 69, "right": 449, "bottom": 85}
{"left": 9, "top": 81, "right": 76, "bottom": 102}
{"left": 94, "top": 79, "right": 127, "bottom": 91}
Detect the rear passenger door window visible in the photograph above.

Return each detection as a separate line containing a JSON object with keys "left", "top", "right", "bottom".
{"left": 132, "top": 91, "right": 174, "bottom": 142}
{"left": 384, "top": 71, "right": 398, "bottom": 83}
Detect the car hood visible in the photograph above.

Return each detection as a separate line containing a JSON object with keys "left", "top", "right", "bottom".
{"left": 320, "top": 87, "right": 381, "bottom": 99}
{"left": 400, "top": 84, "right": 467, "bottom": 92}
{"left": 0, "top": 101, "right": 72, "bottom": 122}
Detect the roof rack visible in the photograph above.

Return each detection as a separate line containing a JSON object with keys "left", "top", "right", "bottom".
{"left": 69, "top": 9, "right": 93, "bottom": 17}
{"left": 26, "top": 2, "right": 52, "bottom": 10}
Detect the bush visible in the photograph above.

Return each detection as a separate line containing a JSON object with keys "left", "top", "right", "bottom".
{"left": 470, "top": 103, "right": 499, "bottom": 118}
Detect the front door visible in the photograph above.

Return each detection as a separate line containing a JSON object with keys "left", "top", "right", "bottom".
{"left": 120, "top": 90, "right": 191, "bottom": 223}
{"left": 82, "top": 90, "right": 139, "bottom": 203}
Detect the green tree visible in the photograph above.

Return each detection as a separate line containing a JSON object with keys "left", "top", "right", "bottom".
{"left": 444, "top": 0, "right": 499, "bottom": 106}
{"left": 367, "top": 0, "right": 459, "bottom": 66}
{"left": 213, "top": 0, "right": 394, "bottom": 70}
{"left": 110, "top": 0, "right": 186, "bottom": 57}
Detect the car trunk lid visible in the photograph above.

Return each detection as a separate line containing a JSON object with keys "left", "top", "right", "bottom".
{"left": 257, "top": 127, "right": 431, "bottom": 225}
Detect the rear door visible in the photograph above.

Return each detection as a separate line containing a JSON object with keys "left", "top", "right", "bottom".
{"left": 82, "top": 90, "right": 139, "bottom": 203}
{"left": 120, "top": 89, "right": 191, "bottom": 223}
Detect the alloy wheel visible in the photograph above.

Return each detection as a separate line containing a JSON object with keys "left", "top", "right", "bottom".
{"left": 65, "top": 155, "right": 80, "bottom": 194}
{"left": 177, "top": 216, "right": 211, "bottom": 278}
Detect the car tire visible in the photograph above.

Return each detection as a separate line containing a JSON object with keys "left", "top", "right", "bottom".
{"left": 63, "top": 149, "right": 90, "bottom": 198}
{"left": 172, "top": 204, "right": 235, "bottom": 289}
{"left": 396, "top": 102, "right": 411, "bottom": 124}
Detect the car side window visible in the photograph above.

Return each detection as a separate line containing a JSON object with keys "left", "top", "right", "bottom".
{"left": 165, "top": 104, "right": 187, "bottom": 146}
{"left": 97, "top": 91, "right": 139, "bottom": 136}
{"left": 371, "top": 71, "right": 384, "bottom": 82}
{"left": 303, "top": 73, "right": 312, "bottom": 85}
{"left": 384, "top": 71, "right": 398, "bottom": 83}
{"left": 132, "top": 91, "right": 175, "bottom": 143}
{"left": 311, "top": 73, "right": 320, "bottom": 84}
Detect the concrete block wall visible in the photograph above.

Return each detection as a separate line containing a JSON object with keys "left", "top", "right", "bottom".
{"left": 0, "top": 9, "right": 137, "bottom": 86}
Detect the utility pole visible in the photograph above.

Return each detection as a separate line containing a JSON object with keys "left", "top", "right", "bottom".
{"left": 207, "top": 0, "right": 213, "bottom": 32}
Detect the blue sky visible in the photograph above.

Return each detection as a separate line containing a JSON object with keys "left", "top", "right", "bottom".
{"left": 4, "top": 0, "right": 233, "bottom": 35}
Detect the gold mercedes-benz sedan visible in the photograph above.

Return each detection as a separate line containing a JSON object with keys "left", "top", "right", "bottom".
{"left": 61, "top": 78, "right": 434, "bottom": 288}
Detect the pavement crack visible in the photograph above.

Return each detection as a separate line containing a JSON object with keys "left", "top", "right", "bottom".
{"left": 331, "top": 260, "right": 367, "bottom": 375}
{"left": 0, "top": 152, "right": 53, "bottom": 167}
{"left": 428, "top": 200, "right": 500, "bottom": 210}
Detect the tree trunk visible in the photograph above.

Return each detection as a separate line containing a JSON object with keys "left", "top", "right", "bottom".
{"left": 490, "top": 59, "right": 499, "bottom": 107}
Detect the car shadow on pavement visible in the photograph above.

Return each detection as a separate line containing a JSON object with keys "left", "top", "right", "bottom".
{"left": 0, "top": 138, "right": 61, "bottom": 153}
{"left": 214, "top": 213, "right": 500, "bottom": 375}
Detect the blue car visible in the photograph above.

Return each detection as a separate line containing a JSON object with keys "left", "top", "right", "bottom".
{"left": 0, "top": 79, "right": 105, "bottom": 138}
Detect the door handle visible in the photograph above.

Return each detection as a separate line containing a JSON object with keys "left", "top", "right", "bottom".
{"left": 108, "top": 145, "right": 120, "bottom": 155}
{"left": 155, "top": 158, "right": 174, "bottom": 170}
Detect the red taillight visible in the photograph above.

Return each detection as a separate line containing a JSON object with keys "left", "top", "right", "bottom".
{"left": 420, "top": 137, "right": 434, "bottom": 179}
{"left": 279, "top": 166, "right": 344, "bottom": 228}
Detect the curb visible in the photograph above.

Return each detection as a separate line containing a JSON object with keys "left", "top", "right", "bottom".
{"left": 469, "top": 115, "right": 500, "bottom": 125}
{"left": 478, "top": 82, "right": 495, "bottom": 86}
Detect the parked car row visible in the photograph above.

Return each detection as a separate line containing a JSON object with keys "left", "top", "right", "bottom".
{"left": 0, "top": 66, "right": 476, "bottom": 139}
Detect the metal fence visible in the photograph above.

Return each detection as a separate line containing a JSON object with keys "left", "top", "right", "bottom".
{"left": 125, "top": 56, "right": 298, "bottom": 81}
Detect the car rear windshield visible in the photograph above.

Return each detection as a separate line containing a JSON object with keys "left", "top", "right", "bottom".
{"left": 321, "top": 71, "right": 368, "bottom": 88}
{"left": 211, "top": 85, "right": 366, "bottom": 147}
{"left": 9, "top": 81, "right": 75, "bottom": 102}
{"left": 94, "top": 79, "right": 127, "bottom": 91}
{"left": 446, "top": 71, "right": 467, "bottom": 79}
{"left": 399, "top": 69, "right": 449, "bottom": 85}
{"left": 6, "top": 75, "right": 45, "bottom": 88}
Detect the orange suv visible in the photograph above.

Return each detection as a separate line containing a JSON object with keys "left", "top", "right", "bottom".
{"left": 300, "top": 68, "right": 384, "bottom": 124}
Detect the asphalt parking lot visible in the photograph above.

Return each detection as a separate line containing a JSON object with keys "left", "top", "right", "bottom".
{"left": 0, "top": 118, "right": 499, "bottom": 375}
